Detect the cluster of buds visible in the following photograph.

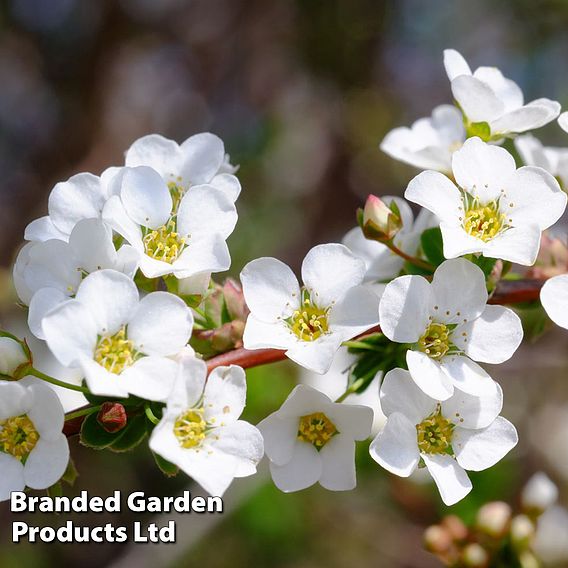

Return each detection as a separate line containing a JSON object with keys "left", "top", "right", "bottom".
{"left": 424, "top": 473, "right": 559, "bottom": 567}
{"left": 358, "top": 194, "right": 404, "bottom": 242}
{"left": 191, "top": 279, "right": 249, "bottom": 357}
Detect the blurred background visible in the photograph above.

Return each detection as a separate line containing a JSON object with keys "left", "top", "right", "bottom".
{"left": 1, "top": 0, "right": 568, "bottom": 566}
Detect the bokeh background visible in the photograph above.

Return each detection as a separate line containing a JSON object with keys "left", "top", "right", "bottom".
{"left": 1, "top": 0, "right": 568, "bottom": 566}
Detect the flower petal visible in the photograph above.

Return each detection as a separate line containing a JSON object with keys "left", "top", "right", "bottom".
{"left": 24, "top": 216, "right": 68, "bottom": 242}
{"left": 0, "top": 453, "right": 24, "bottom": 501}
{"left": 454, "top": 417, "right": 518, "bottom": 471}
{"left": 285, "top": 335, "right": 342, "bottom": 374}
{"left": 443, "top": 49, "right": 472, "bottom": 81}
{"left": 210, "top": 173, "right": 241, "bottom": 202}
{"left": 79, "top": 356, "right": 130, "bottom": 398}
{"left": 559, "top": 112, "right": 568, "bottom": 133}
{"left": 491, "top": 99, "right": 561, "bottom": 135}
{"left": 277, "top": 384, "right": 332, "bottom": 418}
{"left": 327, "top": 403, "right": 373, "bottom": 441}
{"left": 27, "top": 381, "right": 65, "bottom": 440}
{"left": 242, "top": 315, "right": 294, "bottom": 350}
{"left": 167, "top": 356, "right": 207, "bottom": 412}
{"left": 319, "top": 435, "right": 357, "bottom": 491}
{"left": 173, "top": 234, "right": 232, "bottom": 279}
{"left": 451, "top": 75, "right": 505, "bottom": 123}
{"left": 179, "top": 132, "right": 225, "bottom": 185}
{"left": 329, "top": 285, "right": 379, "bottom": 338}
{"left": 0, "top": 382, "right": 32, "bottom": 420}
{"left": 441, "top": 356, "right": 495, "bottom": 396}
{"left": 423, "top": 453, "right": 473, "bottom": 506}
{"left": 120, "top": 356, "right": 178, "bottom": 402}
{"left": 480, "top": 224, "right": 541, "bottom": 266}
{"left": 407, "top": 350, "right": 454, "bottom": 401}
{"left": 541, "top": 275, "right": 568, "bottom": 330}
{"left": 269, "top": 441, "right": 322, "bottom": 492}
{"left": 68, "top": 218, "right": 117, "bottom": 273}
{"left": 472, "top": 67, "right": 523, "bottom": 112}
{"left": 102, "top": 195, "right": 144, "bottom": 248}
{"left": 28, "top": 288, "right": 68, "bottom": 340}
{"left": 203, "top": 365, "right": 247, "bottom": 425}
{"left": 369, "top": 412, "right": 420, "bottom": 477}
{"left": 24, "top": 435, "right": 69, "bottom": 490}
{"left": 124, "top": 134, "right": 181, "bottom": 177}
{"left": 257, "top": 412, "right": 299, "bottom": 466}
{"left": 440, "top": 223, "right": 485, "bottom": 258}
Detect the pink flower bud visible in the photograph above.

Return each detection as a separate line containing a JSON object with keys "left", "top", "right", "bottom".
{"left": 361, "top": 195, "right": 403, "bottom": 241}
{"left": 97, "top": 402, "right": 128, "bottom": 433}
{"left": 462, "top": 543, "right": 489, "bottom": 567}
{"left": 476, "top": 501, "right": 512, "bottom": 538}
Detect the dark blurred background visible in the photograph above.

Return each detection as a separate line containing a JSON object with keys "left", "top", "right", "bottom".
{"left": 2, "top": 0, "right": 568, "bottom": 566}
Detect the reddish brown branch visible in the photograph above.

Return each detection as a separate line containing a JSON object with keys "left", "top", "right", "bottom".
{"left": 63, "top": 278, "right": 546, "bottom": 437}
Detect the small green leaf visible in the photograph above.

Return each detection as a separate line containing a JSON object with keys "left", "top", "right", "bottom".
{"left": 420, "top": 227, "right": 445, "bottom": 266}
{"left": 468, "top": 255, "right": 497, "bottom": 277}
{"left": 61, "top": 458, "right": 79, "bottom": 486}
{"left": 80, "top": 412, "right": 126, "bottom": 449}
{"left": 153, "top": 452, "right": 179, "bottom": 478}
{"left": 108, "top": 414, "right": 147, "bottom": 453}
{"left": 47, "top": 482, "right": 63, "bottom": 498}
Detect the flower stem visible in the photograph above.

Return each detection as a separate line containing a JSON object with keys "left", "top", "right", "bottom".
{"left": 384, "top": 240, "right": 436, "bottom": 272}
{"left": 28, "top": 367, "right": 90, "bottom": 394}
{"left": 65, "top": 406, "right": 100, "bottom": 421}
{"left": 145, "top": 404, "right": 160, "bottom": 425}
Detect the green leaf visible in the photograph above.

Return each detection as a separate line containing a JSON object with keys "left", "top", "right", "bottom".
{"left": 47, "top": 482, "right": 63, "bottom": 498}
{"left": 108, "top": 414, "right": 147, "bottom": 453}
{"left": 61, "top": 458, "right": 79, "bottom": 486}
{"left": 420, "top": 227, "right": 445, "bottom": 266}
{"left": 80, "top": 412, "right": 126, "bottom": 449}
{"left": 153, "top": 452, "right": 179, "bottom": 477}
{"left": 469, "top": 255, "right": 497, "bottom": 277}
{"left": 466, "top": 121, "right": 491, "bottom": 141}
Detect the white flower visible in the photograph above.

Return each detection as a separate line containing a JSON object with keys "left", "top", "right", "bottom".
{"left": 559, "top": 112, "right": 568, "bottom": 134}
{"left": 124, "top": 132, "right": 240, "bottom": 202}
{"left": 0, "top": 336, "right": 28, "bottom": 377}
{"left": 300, "top": 346, "right": 386, "bottom": 435}
{"left": 42, "top": 269, "right": 193, "bottom": 401}
{"left": 405, "top": 137, "right": 567, "bottom": 265}
{"left": 379, "top": 258, "right": 523, "bottom": 400}
{"left": 241, "top": 243, "right": 379, "bottom": 374}
{"left": 258, "top": 384, "right": 373, "bottom": 492}
{"left": 534, "top": 506, "right": 568, "bottom": 564}
{"left": 14, "top": 218, "right": 138, "bottom": 339}
{"left": 540, "top": 274, "right": 568, "bottom": 329}
{"left": 0, "top": 380, "right": 69, "bottom": 501}
{"left": 149, "top": 357, "right": 263, "bottom": 496}
{"left": 522, "top": 472, "right": 558, "bottom": 513}
{"left": 370, "top": 368, "right": 517, "bottom": 506}
{"left": 444, "top": 49, "right": 560, "bottom": 139}
{"left": 24, "top": 169, "right": 120, "bottom": 243}
{"left": 102, "top": 165, "right": 237, "bottom": 279}
{"left": 343, "top": 196, "right": 438, "bottom": 283}
{"left": 514, "top": 134, "right": 568, "bottom": 188}
{"left": 380, "top": 105, "right": 465, "bottom": 173}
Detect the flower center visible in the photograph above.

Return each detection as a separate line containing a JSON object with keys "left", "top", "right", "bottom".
{"left": 418, "top": 322, "right": 452, "bottom": 360}
{"left": 143, "top": 218, "right": 187, "bottom": 264}
{"left": 168, "top": 180, "right": 186, "bottom": 213}
{"left": 297, "top": 412, "right": 338, "bottom": 449}
{"left": 417, "top": 410, "right": 454, "bottom": 455}
{"left": 288, "top": 291, "right": 330, "bottom": 341}
{"left": 0, "top": 415, "right": 39, "bottom": 461}
{"left": 94, "top": 326, "right": 138, "bottom": 375}
{"left": 174, "top": 408, "right": 207, "bottom": 449}
{"left": 463, "top": 196, "right": 507, "bottom": 242}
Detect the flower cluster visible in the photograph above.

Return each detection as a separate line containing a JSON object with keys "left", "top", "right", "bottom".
{"left": 1, "top": 49, "right": 568, "bottom": 515}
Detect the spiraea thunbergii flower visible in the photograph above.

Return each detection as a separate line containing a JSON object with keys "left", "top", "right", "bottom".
{"left": 405, "top": 137, "right": 567, "bottom": 265}
{"left": 380, "top": 105, "right": 465, "bottom": 174}
{"left": 514, "top": 134, "right": 568, "bottom": 189}
{"left": 444, "top": 49, "right": 560, "bottom": 141}
{"left": 103, "top": 165, "right": 237, "bottom": 280}
{"left": 14, "top": 218, "right": 138, "bottom": 339}
{"left": 360, "top": 194, "right": 403, "bottom": 242}
{"left": 540, "top": 274, "right": 568, "bottom": 330}
{"left": 149, "top": 357, "right": 263, "bottom": 496}
{"left": 370, "top": 368, "right": 517, "bottom": 506}
{"left": 259, "top": 385, "right": 373, "bottom": 492}
{"left": 0, "top": 380, "right": 69, "bottom": 501}
{"left": 42, "top": 269, "right": 193, "bottom": 400}
{"left": 241, "top": 243, "right": 379, "bottom": 374}
{"left": 379, "top": 259, "right": 523, "bottom": 400}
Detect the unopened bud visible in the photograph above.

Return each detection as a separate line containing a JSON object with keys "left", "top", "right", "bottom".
{"left": 0, "top": 335, "right": 31, "bottom": 379}
{"left": 423, "top": 525, "right": 452, "bottom": 554}
{"left": 476, "top": 501, "right": 512, "bottom": 538}
{"left": 522, "top": 472, "right": 558, "bottom": 516}
{"left": 442, "top": 515, "right": 468, "bottom": 541}
{"left": 462, "top": 543, "right": 489, "bottom": 567}
{"left": 223, "top": 278, "right": 249, "bottom": 321}
{"left": 97, "top": 402, "right": 128, "bottom": 433}
{"left": 360, "top": 195, "right": 403, "bottom": 241}
{"left": 510, "top": 515, "right": 535, "bottom": 548}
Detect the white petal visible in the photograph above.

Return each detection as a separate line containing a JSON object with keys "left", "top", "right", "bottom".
{"left": 177, "top": 271, "right": 211, "bottom": 296}
{"left": 277, "top": 384, "right": 332, "bottom": 418}
{"left": 24, "top": 216, "right": 68, "bottom": 242}
{"left": 102, "top": 195, "right": 143, "bottom": 247}
{"left": 327, "top": 403, "right": 373, "bottom": 441}
{"left": 441, "top": 356, "right": 495, "bottom": 396}
{"left": 454, "top": 417, "right": 518, "bottom": 471}
{"left": 380, "top": 367, "right": 437, "bottom": 423}
{"left": 455, "top": 305, "right": 523, "bottom": 364}
{"left": 491, "top": 99, "right": 561, "bottom": 135}
{"left": 269, "top": 441, "right": 322, "bottom": 492}
{"left": 379, "top": 275, "right": 433, "bottom": 343}
{"left": 0, "top": 382, "right": 32, "bottom": 419}
{"left": 559, "top": 112, "right": 568, "bottom": 133}
{"left": 440, "top": 223, "right": 485, "bottom": 258}
{"left": 210, "top": 173, "right": 241, "bottom": 202}
{"left": 452, "top": 137, "right": 516, "bottom": 201}
{"left": 172, "top": 234, "right": 231, "bottom": 279}
{"left": 0, "top": 453, "right": 24, "bottom": 501}
{"left": 79, "top": 356, "right": 130, "bottom": 398}
{"left": 504, "top": 166, "right": 567, "bottom": 230}
{"left": 431, "top": 259, "right": 487, "bottom": 323}
{"left": 76, "top": 269, "right": 139, "bottom": 335}
{"left": 514, "top": 134, "right": 549, "bottom": 169}
{"left": 167, "top": 356, "right": 207, "bottom": 412}
{"left": 407, "top": 350, "right": 454, "bottom": 401}
{"left": 451, "top": 75, "right": 505, "bottom": 123}
{"left": 137, "top": 254, "right": 175, "bottom": 279}
{"left": 68, "top": 218, "right": 117, "bottom": 273}
{"left": 301, "top": 243, "right": 365, "bottom": 307}
{"left": 423, "top": 453, "right": 472, "bottom": 506}
{"left": 179, "top": 132, "right": 225, "bottom": 185}
{"left": 128, "top": 292, "right": 193, "bottom": 356}
{"left": 319, "top": 435, "right": 356, "bottom": 491}
{"left": 285, "top": 335, "right": 342, "bottom": 374}
{"left": 242, "top": 315, "right": 294, "bottom": 350}
{"left": 48, "top": 173, "right": 105, "bottom": 235}
{"left": 369, "top": 413, "right": 420, "bottom": 477}
{"left": 177, "top": 184, "right": 237, "bottom": 239}
{"left": 329, "top": 285, "right": 379, "bottom": 338}
{"left": 541, "top": 275, "right": 568, "bottom": 330}
{"left": 24, "top": 435, "right": 69, "bottom": 490}
{"left": 27, "top": 381, "right": 65, "bottom": 439}
{"left": 473, "top": 67, "right": 523, "bottom": 112}
{"left": 13, "top": 243, "right": 34, "bottom": 304}
{"left": 120, "top": 166, "right": 172, "bottom": 229}
{"left": 443, "top": 49, "right": 471, "bottom": 81}
{"left": 120, "top": 357, "right": 178, "bottom": 402}
{"left": 405, "top": 170, "right": 462, "bottom": 225}
{"left": 203, "top": 365, "right": 247, "bottom": 425}
{"left": 42, "top": 300, "right": 97, "bottom": 367}
{"left": 480, "top": 224, "right": 542, "bottom": 266}
{"left": 241, "top": 257, "right": 300, "bottom": 320}
{"left": 124, "top": 134, "right": 181, "bottom": 177}
{"left": 115, "top": 245, "right": 140, "bottom": 278}
{"left": 441, "top": 380, "right": 503, "bottom": 429}
{"left": 257, "top": 412, "right": 299, "bottom": 466}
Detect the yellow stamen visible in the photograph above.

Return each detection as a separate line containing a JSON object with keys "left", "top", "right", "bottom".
{"left": 418, "top": 322, "right": 452, "bottom": 360}
{"left": 143, "top": 218, "right": 187, "bottom": 264}
{"left": 417, "top": 409, "right": 454, "bottom": 455}
{"left": 288, "top": 291, "right": 329, "bottom": 341}
{"left": 174, "top": 408, "right": 207, "bottom": 449}
{"left": 297, "top": 412, "right": 337, "bottom": 449}
{"left": 94, "top": 326, "right": 138, "bottom": 375}
{"left": 463, "top": 196, "right": 507, "bottom": 242}
{"left": 0, "top": 415, "right": 39, "bottom": 461}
